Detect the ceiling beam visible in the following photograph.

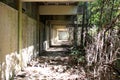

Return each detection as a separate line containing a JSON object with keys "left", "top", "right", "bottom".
{"left": 21, "top": 0, "right": 94, "bottom": 2}
{"left": 39, "top": 5, "right": 78, "bottom": 15}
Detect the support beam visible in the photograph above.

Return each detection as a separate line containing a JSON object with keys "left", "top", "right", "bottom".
{"left": 21, "top": 0, "right": 94, "bottom": 2}
{"left": 73, "top": 17, "right": 78, "bottom": 48}
{"left": 39, "top": 5, "right": 78, "bottom": 15}
{"left": 18, "top": 0, "right": 23, "bottom": 69}
{"left": 49, "top": 24, "right": 51, "bottom": 47}
{"left": 80, "top": 2, "right": 86, "bottom": 47}
{"left": 37, "top": 5, "right": 41, "bottom": 56}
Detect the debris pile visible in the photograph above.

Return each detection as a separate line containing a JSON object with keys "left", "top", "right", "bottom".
{"left": 14, "top": 56, "right": 87, "bottom": 80}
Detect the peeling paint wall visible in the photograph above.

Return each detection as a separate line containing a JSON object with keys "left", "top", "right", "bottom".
{"left": 0, "top": 2, "right": 38, "bottom": 80}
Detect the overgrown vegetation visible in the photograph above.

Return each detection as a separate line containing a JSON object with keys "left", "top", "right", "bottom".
{"left": 70, "top": 0, "right": 120, "bottom": 80}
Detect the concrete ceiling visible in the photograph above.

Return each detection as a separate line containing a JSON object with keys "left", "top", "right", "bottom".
{"left": 39, "top": 5, "right": 78, "bottom": 15}
{"left": 39, "top": 2, "right": 78, "bottom": 5}
{"left": 21, "top": 0, "right": 94, "bottom": 2}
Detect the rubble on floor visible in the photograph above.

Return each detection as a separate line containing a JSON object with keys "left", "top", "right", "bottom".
{"left": 14, "top": 56, "right": 86, "bottom": 80}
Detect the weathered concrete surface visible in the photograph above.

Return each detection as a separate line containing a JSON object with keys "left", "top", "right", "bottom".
{"left": 21, "top": 14, "right": 38, "bottom": 68}
{"left": 39, "top": 5, "right": 78, "bottom": 15}
{"left": 0, "top": 2, "right": 38, "bottom": 80}
{"left": 0, "top": 2, "right": 18, "bottom": 62}
{"left": 0, "top": 3, "right": 18, "bottom": 80}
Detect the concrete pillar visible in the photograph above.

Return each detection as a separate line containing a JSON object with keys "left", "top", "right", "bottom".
{"left": 18, "top": 0, "right": 23, "bottom": 69}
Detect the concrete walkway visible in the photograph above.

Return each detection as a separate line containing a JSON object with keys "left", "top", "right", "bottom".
{"left": 14, "top": 56, "right": 86, "bottom": 80}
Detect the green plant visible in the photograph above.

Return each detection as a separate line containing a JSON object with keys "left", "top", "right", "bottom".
{"left": 70, "top": 49, "right": 86, "bottom": 65}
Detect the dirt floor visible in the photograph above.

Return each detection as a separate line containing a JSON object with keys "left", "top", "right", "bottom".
{"left": 14, "top": 56, "right": 86, "bottom": 80}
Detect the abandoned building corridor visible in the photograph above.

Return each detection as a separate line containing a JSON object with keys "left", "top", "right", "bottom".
{"left": 1, "top": 0, "right": 120, "bottom": 80}
{"left": 0, "top": 0, "right": 96, "bottom": 80}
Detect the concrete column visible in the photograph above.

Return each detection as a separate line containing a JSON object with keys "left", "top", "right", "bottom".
{"left": 18, "top": 0, "right": 23, "bottom": 69}
{"left": 48, "top": 22, "right": 51, "bottom": 48}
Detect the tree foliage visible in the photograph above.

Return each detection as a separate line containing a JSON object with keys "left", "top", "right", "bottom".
{"left": 88, "top": 0, "right": 120, "bottom": 28}
{"left": 70, "top": 0, "right": 120, "bottom": 80}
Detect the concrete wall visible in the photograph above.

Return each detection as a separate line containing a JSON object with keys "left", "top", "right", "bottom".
{"left": 0, "top": 2, "right": 38, "bottom": 80}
